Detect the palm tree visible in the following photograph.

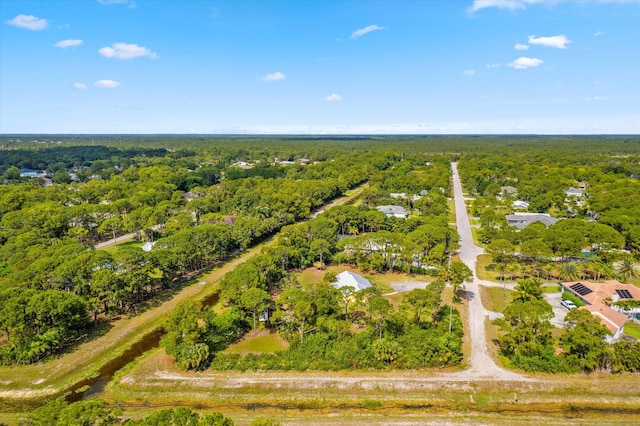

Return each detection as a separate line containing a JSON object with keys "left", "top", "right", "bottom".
{"left": 558, "top": 262, "right": 581, "bottom": 282}
{"left": 587, "top": 258, "right": 613, "bottom": 281}
{"left": 616, "top": 259, "right": 639, "bottom": 283}
{"left": 513, "top": 278, "right": 544, "bottom": 302}
{"left": 495, "top": 261, "right": 508, "bottom": 281}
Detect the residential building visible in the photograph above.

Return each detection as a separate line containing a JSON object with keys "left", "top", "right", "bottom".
{"left": 511, "top": 200, "right": 529, "bottom": 210}
{"left": 332, "top": 271, "right": 372, "bottom": 292}
{"left": 505, "top": 212, "right": 558, "bottom": 229}
{"left": 562, "top": 280, "right": 640, "bottom": 342}
{"left": 376, "top": 205, "right": 408, "bottom": 218}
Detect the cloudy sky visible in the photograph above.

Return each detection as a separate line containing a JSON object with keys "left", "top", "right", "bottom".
{"left": 1, "top": 0, "right": 639, "bottom": 134}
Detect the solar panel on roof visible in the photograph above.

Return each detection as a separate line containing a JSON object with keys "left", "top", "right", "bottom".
{"left": 570, "top": 283, "right": 593, "bottom": 296}
{"left": 616, "top": 289, "right": 633, "bottom": 299}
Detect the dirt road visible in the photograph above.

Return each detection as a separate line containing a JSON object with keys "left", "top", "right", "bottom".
{"left": 450, "top": 162, "right": 527, "bottom": 380}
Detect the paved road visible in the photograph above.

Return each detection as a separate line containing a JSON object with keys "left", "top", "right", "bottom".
{"left": 450, "top": 162, "right": 526, "bottom": 380}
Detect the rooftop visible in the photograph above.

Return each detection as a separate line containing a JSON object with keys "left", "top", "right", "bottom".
{"left": 332, "top": 271, "right": 373, "bottom": 292}
{"left": 505, "top": 212, "right": 558, "bottom": 229}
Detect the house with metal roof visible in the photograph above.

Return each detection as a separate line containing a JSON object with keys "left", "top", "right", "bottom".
{"left": 505, "top": 212, "right": 558, "bottom": 229}
{"left": 376, "top": 205, "right": 408, "bottom": 218}
{"left": 332, "top": 271, "right": 373, "bottom": 292}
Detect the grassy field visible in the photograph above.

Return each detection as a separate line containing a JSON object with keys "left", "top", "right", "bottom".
{"left": 542, "top": 284, "right": 562, "bottom": 293}
{"left": 480, "top": 286, "right": 515, "bottom": 313}
{"left": 624, "top": 322, "right": 640, "bottom": 340}
{"left": 476, "top": 254, "right": 497, "bottom": 281}
{"left": 103, "top": 240, "right": 144, "bottom": 253}
{"left": 224, "top": 330, "right": 289, "bottom": 355}
{"left": 447, "top": 198, "right": 456, "bottom": 224}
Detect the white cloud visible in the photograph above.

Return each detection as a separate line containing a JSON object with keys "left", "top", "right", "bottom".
{"left": 584, "top": 96, "right": 606, "bottom": 101}
{"left": 98, "top": 43, "right": 157, "bottom": 60}
{"left": 94, "top": 79, "right": 120, "bottom": 88}
{"left": 528, "top": 35, "right": 571, "bottom": 48}
{"left": 463, "top": 70, "right": 476, "bottom": 76}
{"left": 261, "top": 72, "right": 286, "bottom": 82}
{"left": 6, "top": 14, "right": 48, "bottom": 31}
{"left": 55, "top": 39, "right": 83, "bottom": 48}
{"left": 468, "top": 0, "right": 526, "bottom": 12}
{"left": 514, "top": 43, "right": 529, "bottom": 50}
{"left": 508, "top": 56, "right": 543, "bottom": 69}
{"left": 351, "top": 25, "right": 385, "bottom": 39}
{"left": 486, "top": 63, "right": 502, "bottom": 68}
{"left": 324, "top": 94, "right": 343, "bottom": 102}
{"left": 594, "top": 30, "right": 605, "bottom": 36}
{"left": 469, "top": 0, "right": 640, "bottom": 13}
{"left": 73, "top": 82, "right": 87, "bottom": 90}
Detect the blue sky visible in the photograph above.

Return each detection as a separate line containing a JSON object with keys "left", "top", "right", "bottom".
{"left": 1, "top": 0, "right": 639, "bottom": 134}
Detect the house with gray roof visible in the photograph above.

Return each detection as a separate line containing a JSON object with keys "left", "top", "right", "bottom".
{"left": 565, "top": 187, "right": 584, "bottom": 198}
{"left": 505, "top": 212, "right": 558, "bottom": 229}
{"left": 376, "top": 205, "right": 408, "bottom": 218}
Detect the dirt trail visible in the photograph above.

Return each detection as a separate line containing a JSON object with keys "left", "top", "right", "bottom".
{"left": 450, "top": 162, "right": 528, "bottom": 381}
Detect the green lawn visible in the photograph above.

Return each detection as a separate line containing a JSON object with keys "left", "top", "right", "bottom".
{"left": 476, "top": 254, "right": 500, "bottom": 281}
{"left": 104, "top": 240, "right": 144, "bottom": 253}
{"left": 624, "top": 322, "right": 640, "bottom": 340}
{"left": 480, "top": 286, "right": 514, "bottom": 313}
{"left": 447, "top": 198, "right": 456, "bottom": 224}
{"left": 542, "top": 285, "right": 562, "bottom": 293}
{"left": 470, "top": 227, "right": 483, "bottom": 247}
{"left": 225, "top": 331, "right": 289, "bottom": 355}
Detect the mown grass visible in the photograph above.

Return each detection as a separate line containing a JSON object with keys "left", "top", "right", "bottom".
{"left": 476, "top": 254, "right": 496, "bottom": 281}
{"left": 542, "top": 285, "right": 562, "bottom": 293}
{"left": 103, "top": 240, "right": 144, "bottom": 253}
{"left": 470, "top": 227, "right": 484, "bottom": 247}
{"left": 447, "top": 198, "right": 456, "bottom": 224}
{"left": 624, "top": 322, "right": 640, "bottom": 340}
{"left": 224, "top": 331, "right": 288, "bottom": 355}
{"left": 480, "top": 286, "right": 514, "bottom": 313}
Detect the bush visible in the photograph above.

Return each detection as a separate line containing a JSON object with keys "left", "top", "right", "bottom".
{"left": 562, "top": 291, "right": 585, "bottom": 307}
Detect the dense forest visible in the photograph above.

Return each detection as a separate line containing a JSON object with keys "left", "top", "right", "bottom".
{"left": 0, "top": 135, "right": 639, "bottom": 372}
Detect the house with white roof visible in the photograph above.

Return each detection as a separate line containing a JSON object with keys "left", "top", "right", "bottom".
{"left": 332, "top": 271, "right": 372, "bottom": 292}
{"left": 376, "top": 205, "right": 408, "bottom": 218}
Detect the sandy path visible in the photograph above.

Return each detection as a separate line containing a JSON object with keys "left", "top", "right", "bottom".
{"left": 450, "top": 162, "right": 527, "bottom": 381}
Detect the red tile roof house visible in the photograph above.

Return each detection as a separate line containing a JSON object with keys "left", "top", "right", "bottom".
{"left": 562, "top": 280, "right": 640, "bottom": 343}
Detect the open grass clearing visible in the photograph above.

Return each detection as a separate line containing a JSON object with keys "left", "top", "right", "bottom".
{"left": 224, "top": 330, "right": 289, "bottom": 355}
{"left": 624, "top": 322, "right": 640, "bottom": 340}
{"left": 479, "top": 286, "right": 514, "bottom": 313}
{"left": 103, "top": 239, "right": 144, "bottom": 253}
